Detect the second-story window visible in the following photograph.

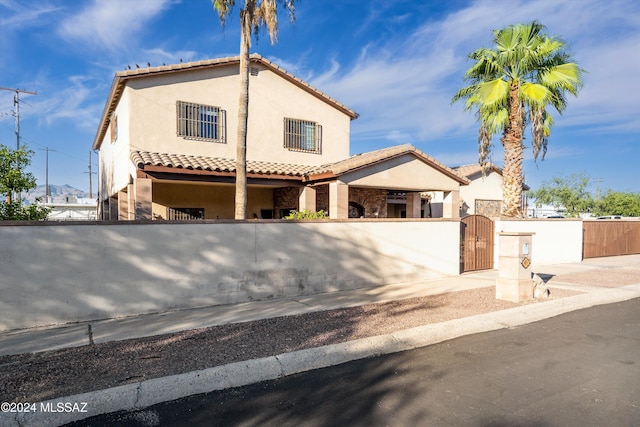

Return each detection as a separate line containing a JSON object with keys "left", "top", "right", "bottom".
{"left": 177, "top": 101, "right": 226, "bottom": 143}
{"left": 284, "top": 117, "right": 322, "bottom": 153}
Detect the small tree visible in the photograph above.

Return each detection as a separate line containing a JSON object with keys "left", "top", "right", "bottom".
{"left": 594, "top": 191, "right": 640, "bottom": 217}
{"left": 528, "top": 173, "right": 593, "bottom": 217}
{"left": 0, "top": 144, "right": 49, "bottom": 221}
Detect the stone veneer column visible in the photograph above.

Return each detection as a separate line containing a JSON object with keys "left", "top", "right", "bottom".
{"left": 496, "top": 232, "right": 535, "bottom": 302}
{"left": 134, "top": 178, "right": 152, "bottom": 220}
{"left": 298, "top": 186, "right": 316, "bottom": 212}
{"left": 329, "top": 181, "right": 349, "bottom": 219}
{"left": 406, "top": 192, "right": 422, "bottom": 218}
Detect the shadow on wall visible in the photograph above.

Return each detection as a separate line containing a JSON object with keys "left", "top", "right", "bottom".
{"left": 0, "top": 220, "right": 456, "bottom": 331}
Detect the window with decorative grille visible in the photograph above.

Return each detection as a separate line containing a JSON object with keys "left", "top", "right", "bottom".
{"left": 176, "top": 101, "right": 226, "bottom": 143}
{"left": 167, "top": 207, "right": 205, "bottom": 220}
{"left": 283, "top": 117, "right": 321, "bottom": 153}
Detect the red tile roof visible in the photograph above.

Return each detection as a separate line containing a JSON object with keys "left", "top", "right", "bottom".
{"left": 132, "top": 151, "right": 312, "bottom": 177}
{"left": 132, "top": 144, "right": 470, "bottom": 185}
{"left": 306, "top": 144, "right": 469, "bottom": 184}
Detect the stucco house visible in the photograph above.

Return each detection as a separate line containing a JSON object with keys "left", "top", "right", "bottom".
{"left": 93, "top": 54, "right": 468, "bottom": 220}
{"left": 453, "top": 163, "right": 528, "bottom": 217}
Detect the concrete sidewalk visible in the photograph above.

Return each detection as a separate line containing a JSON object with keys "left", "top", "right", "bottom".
{"left": 1, "top": 270, "right": 500, "bottom": 356}
{"left": 2, "top": 255, "right": 640, "bottom": 427}
{"left": 0, "top": 255, "right": 638, "bottom": 357}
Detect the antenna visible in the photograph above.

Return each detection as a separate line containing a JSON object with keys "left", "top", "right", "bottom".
{"left": 84, "top": 151, "right": 97, "bottom": 199}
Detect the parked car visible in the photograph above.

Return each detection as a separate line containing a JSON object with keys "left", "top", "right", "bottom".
{"left": 597, "top": 215, "right": 622, "bottom": 219}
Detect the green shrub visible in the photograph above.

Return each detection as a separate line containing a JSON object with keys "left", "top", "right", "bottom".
{"left": 283, "top": 209, "right": 329, "bottom": 220}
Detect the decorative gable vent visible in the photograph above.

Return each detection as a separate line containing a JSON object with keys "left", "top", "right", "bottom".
{"left": 250, "top": 67, "right": 260, "bottom": 76}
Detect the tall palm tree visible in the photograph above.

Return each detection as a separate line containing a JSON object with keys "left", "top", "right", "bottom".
{"left": 212, "top": 0, "right": 295, "bottom": 219}
{"left": 453, "top": 21, "right": 584, "bottom": 217}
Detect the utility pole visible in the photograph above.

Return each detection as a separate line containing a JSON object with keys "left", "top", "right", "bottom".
{"left": 0, "top": 87, "right": 37, "bottom": 150}
{"left": 39, "top": 147, "right": 56, "bottom": 203}
{"left": 1, "top": 87, "right": 37, "bottom": 203}
{"left": 84, "top": 151, "right": 96, "bottom": 199}
{"left": 594, "top": 177, "right": 605, "bottom": 202}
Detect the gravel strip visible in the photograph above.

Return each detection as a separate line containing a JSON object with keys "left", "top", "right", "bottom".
{"left": 0, "top": 286, "right": 580, "bottom": 403}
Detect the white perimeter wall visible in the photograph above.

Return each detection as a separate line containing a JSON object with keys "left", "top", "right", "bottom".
{"left": 0, "top": 220, "right": 460, "bottom": 331}
{"left": 494, "top": 219, "right": 583, "bottom": 268}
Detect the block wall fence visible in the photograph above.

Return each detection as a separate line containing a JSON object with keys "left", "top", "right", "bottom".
{"left": 0, "top": 220, "right": 462, "bottom": 330}
{"left": 0, "top": 218, "right": 586, "bottom": 331}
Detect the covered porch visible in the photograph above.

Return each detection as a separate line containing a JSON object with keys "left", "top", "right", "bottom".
{"left": 105, "top": 145, "right": 468, "bottom": 221}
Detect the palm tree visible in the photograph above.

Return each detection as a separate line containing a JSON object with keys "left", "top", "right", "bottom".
{"left": 212, "top": 0, "right": 296, "bottom": 219}
{"left": 453, "top": 21, "right": 584, "bottom": 217}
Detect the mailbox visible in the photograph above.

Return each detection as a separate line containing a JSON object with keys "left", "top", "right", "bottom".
{"left": 496, "top": 232, "right": 535, "bottom": 302}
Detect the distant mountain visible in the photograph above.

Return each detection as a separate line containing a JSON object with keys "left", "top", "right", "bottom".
{"left": 22, "top": 184, "right": 90, "bottom": 204}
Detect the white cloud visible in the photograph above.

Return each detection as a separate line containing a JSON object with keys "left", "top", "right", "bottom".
{"left": 306, "top": 0, "right": 640, "bottom": 157}
{"left": 31, "top": 75, "right": 103, "bottom": 131}
{"left": 0, "top": 0, "right": 60, "bottom": 29}
{"left": 58, "top": 0, "right": 177, "bottom": 52}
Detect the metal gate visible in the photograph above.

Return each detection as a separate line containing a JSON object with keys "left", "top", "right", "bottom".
{"left": 460, "top": 215, "right": 494, "bottom": 273}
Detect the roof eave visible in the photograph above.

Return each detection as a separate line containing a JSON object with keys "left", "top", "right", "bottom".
{"left": 92, "top": 75, "right": 124, "bottom": 150}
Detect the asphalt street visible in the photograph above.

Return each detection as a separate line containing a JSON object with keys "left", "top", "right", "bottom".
{"left": 72, "top": 297, "right": 640, "bottom": 427}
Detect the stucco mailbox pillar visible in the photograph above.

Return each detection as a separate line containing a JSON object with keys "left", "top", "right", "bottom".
{"left": 496, "top": 232, "right": 534, "bottom": 302}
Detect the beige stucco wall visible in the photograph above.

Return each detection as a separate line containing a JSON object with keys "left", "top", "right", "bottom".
{"left": 493, "top": 219, "right": 583, "bottom": 268}
{"left": 150, "top": 182, "right": 275, "bottom": 220}
{"left": 122, "top": 63, "right": 350, "bottom": 166}
{"left": 460, "top": 171, "right": 503, "bottom": 215}
{"left": 0, "top": 220, "right": 460, "bottom": 330}
{"left": 98, "top": 89, "right": 133, "bottom": 200}
{"left": 97, "top": 63, "right": 352, "bottom": 205}
{"left": 340, "top": 155, "right": 461, "bottom": 191}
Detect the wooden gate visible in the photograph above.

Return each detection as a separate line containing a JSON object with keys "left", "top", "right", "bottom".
{"left": 583, "top": 220, "right": 640, "bottom": 258}
{"left": 460, "top": 215, "right": 494, "bottom": 273}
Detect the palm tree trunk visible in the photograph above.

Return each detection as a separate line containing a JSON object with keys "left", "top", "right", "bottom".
{"left": 501, "top": 83, "right": 525, "bottom": 217}
{"left": 234, "top": 7, "right": 251, "bottom": 220}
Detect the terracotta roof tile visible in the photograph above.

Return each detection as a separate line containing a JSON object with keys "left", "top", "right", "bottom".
{"left": 452, "top": 163, "right": 530, "bottom": 190}
{"left": 131, "top": 151, "right": 313, "bottom": 177}
{"left": 307, "top": 144, "right": 469, "bottom": 184}
{"left": 452, "top": 163, "right": 503, "bottom": 178}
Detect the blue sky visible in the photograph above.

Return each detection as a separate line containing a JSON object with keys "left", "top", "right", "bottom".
{"left": 1, "top": 0, "right": 639, "bottom": 196}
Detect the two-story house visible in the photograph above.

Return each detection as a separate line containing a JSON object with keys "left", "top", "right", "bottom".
{"left": 93, "top": 54, "right": 468, "bottom": 220}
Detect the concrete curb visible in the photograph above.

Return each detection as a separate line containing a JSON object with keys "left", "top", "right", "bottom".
{"left": 3, "top": 284, "right": 640, "bottom": 427}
